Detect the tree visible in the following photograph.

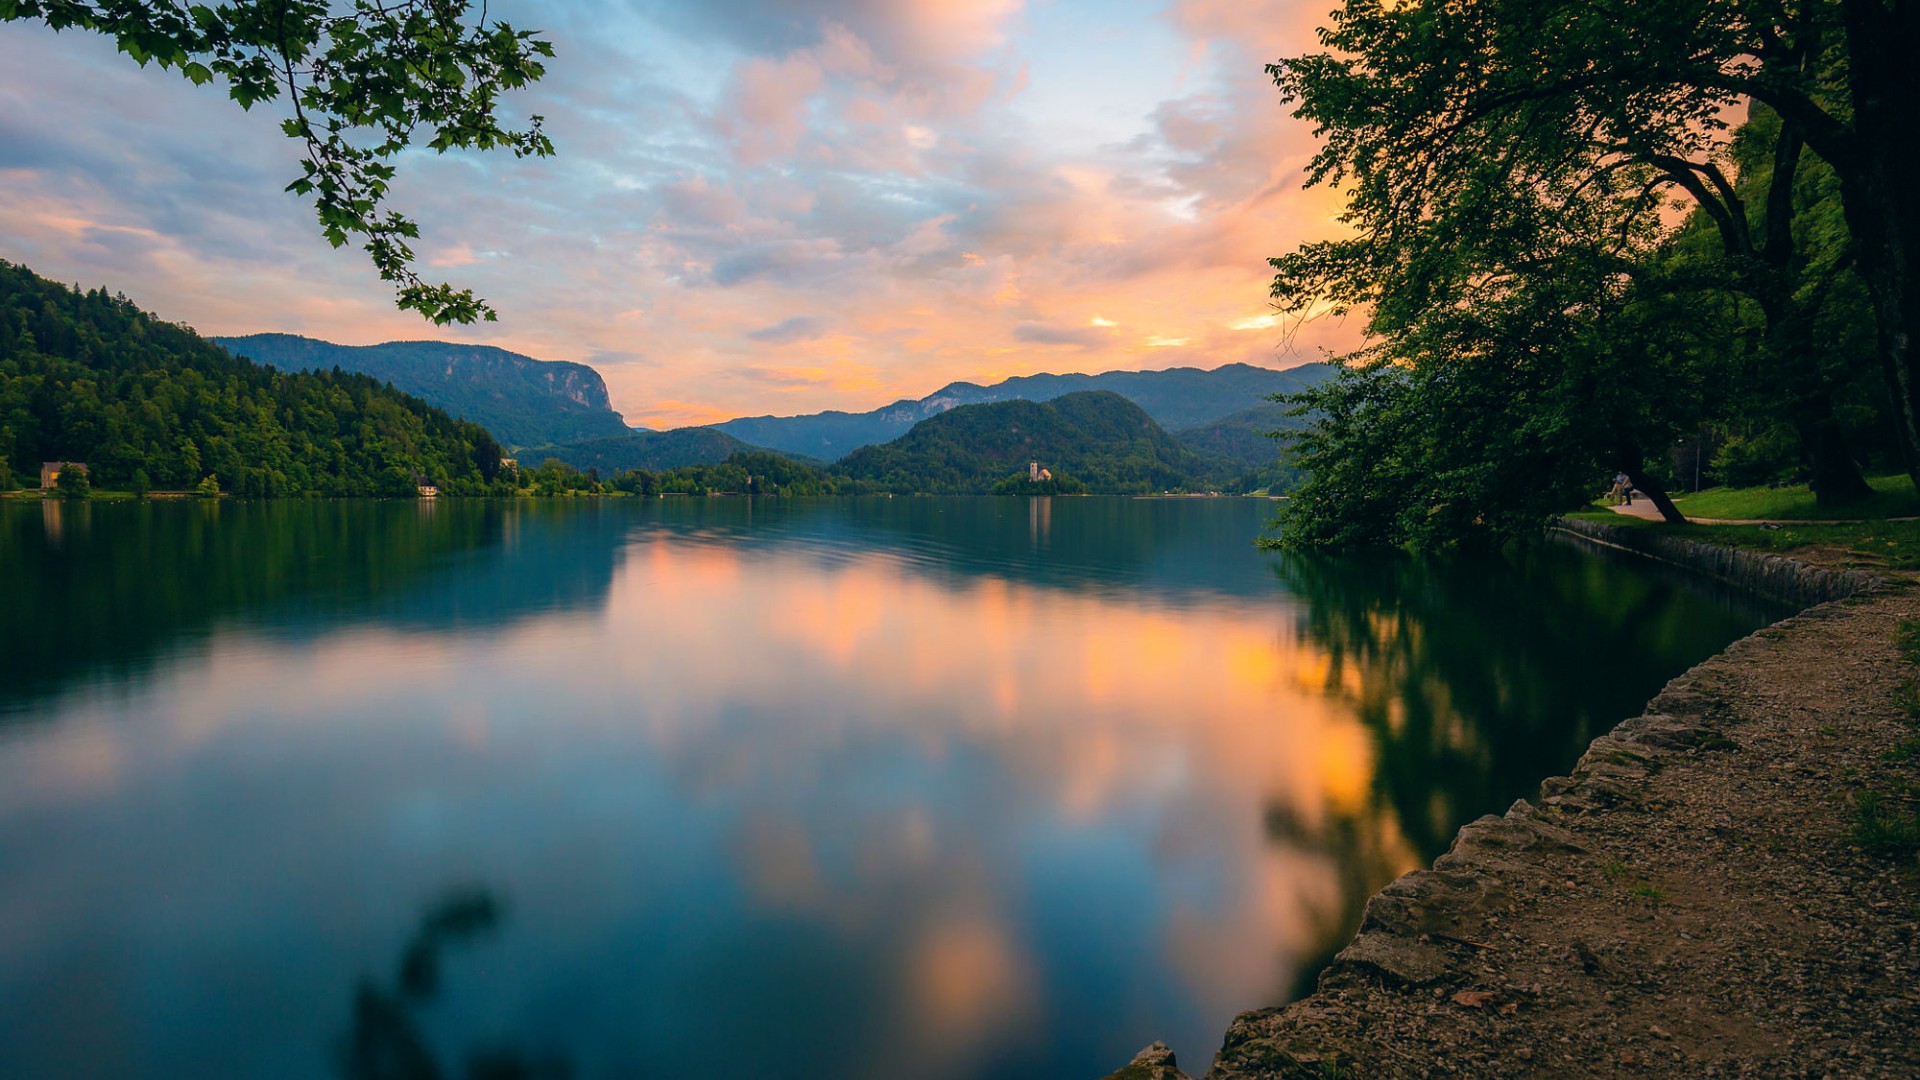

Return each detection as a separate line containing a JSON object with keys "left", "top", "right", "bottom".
{"left": 1268, "top": 0, "right": 1920, "bottom": 495}
{"left": 1273, "top": 240, "right": 1728, "bottom": 548}
{"left": 55, "top": 463, "right": 89, "bottom": 499}
{"left": 0, "top": 0, "right": 554, "bottom": 324}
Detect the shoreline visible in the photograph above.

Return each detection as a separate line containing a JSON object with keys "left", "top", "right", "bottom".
{"left": 1110, "top": 520, "right": 1917, "bottom": 1079}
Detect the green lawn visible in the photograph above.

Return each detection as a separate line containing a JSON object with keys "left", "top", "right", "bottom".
{"left": 1564, "top": 484, "right": 1920, "bottom": 571}
{"left": 1665, "top": 474, "right": 1918, "bottom": 521}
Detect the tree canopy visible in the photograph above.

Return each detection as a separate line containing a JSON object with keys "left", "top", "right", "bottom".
{"left": 1267, "top": 0, "right": 1915, "bottom": 548}
{"left": 0, "top": 0, "right": 554, "bottom": 323}
{"left": 0, "top": 259, "right": 510, "bottom": 495}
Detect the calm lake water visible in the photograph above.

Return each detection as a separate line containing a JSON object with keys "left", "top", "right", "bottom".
{"left": 0, "top": 497, "right": 1785, "bottom": 1079}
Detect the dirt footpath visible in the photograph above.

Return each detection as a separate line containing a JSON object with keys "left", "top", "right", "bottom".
{"left": 1112, "top": 583, "right": 1920, "bottom": 1079}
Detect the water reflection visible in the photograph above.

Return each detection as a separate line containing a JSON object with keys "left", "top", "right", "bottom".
{"left": 0, "top": 499, "right": 1784, "bottom": 1078}
{"left": 342, "top": 888, "right": 571, "bottom": 1080}
{"left": 0, "top": 501, "right": 628, "bottom": 720}
{"left": 1274, "top": 548, "right": 1783, "bottom": 861}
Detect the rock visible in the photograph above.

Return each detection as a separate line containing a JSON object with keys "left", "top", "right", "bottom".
{"left": 1099, "top": 1041, "right": 1194, "bottom": 1080}
{"left": 1333, "top": 931, "right": 1456, "bottom": 987}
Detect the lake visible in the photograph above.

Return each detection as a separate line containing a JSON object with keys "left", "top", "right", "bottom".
{"left": 0, "top": 497, "right": 1786, "bottom": 1078}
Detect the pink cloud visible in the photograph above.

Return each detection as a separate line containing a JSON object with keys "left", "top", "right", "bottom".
{"left": 0, "top": 1, "right": 1364, "bottom": 430}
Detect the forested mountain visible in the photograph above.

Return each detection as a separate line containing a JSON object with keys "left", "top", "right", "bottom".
{"left": 709, "top": 361, "right": 1333, "bottom": 460}
{"left": 215, "top": 333, "right": 631, "bottom": 450}
{"left": 835, "top": 391, "right": 1227, "bottom": 493}
{"left": 521, "top": 427, "right": 770, "bottom": 474}
{"left": 1173, "top": 403, "right": 1303, "bottom": 470}
{"left": 0, "top": 262, "right": 508, "bottom": 496}
{"left": 1172, "top": 404, "right": 1308, "bottom": 493}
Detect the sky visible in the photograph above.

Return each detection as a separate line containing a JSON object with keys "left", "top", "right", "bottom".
{"left": 0, "top": 1, "right": 1357, "bottom": 428}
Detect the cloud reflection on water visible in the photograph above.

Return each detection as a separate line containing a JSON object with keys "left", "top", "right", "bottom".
{"left": 0, "top": 499, "right": 1783, "bottom": 1078}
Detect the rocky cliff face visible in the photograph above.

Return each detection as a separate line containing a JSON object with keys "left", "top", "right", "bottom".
{"left": 214, "top": 334, "right": 631, "bottom": 449}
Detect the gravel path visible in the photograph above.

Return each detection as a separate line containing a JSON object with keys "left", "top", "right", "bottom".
{"left": 1111, "top": 579, "right": 1920, "bottom": 1079}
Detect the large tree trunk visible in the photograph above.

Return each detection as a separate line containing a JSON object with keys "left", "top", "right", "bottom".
{"left": 1615, "top": 446, "right": 1686, "bottom": 524}
{"left": 1838, "top": 0, "right": 1920, "bottom": 493}
{"left": 1796, "top": 410, "right": 1873, "bottom": 506}
{"left": 1765, "top": 296, "right": 1874, "bottom": 508}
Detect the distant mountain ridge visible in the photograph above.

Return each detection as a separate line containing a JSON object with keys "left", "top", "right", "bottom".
{"left": 709, "top": 361, "right": 1333, "bottom": 460}
{"left": 211, "top": 333, "right": 1328, "bottom": 479}
{"left": 214, "top": 334, "right": 632, "bottom": 450}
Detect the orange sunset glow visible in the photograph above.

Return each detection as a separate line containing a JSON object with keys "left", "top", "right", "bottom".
{"left": 0, "top": 1, "right": 1360, "bottom": 427}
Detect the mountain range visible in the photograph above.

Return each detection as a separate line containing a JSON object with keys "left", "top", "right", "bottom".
{"left": 710, "top": 361, "right": 1330, "bottom": 460}
{"left": 211, "top": 332, "right": 1329, "bottom": 477}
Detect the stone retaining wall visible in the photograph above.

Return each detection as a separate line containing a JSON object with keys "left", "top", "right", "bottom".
{"left": 1548, "top": 516, "right": 1886, "bottom": 608}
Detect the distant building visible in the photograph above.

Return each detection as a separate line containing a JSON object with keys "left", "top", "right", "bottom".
{"left": 1027, "top": 460, "right": 1051, "bottom": 482}
{"left": 412, "top": 471, "right": 439, "bottom": 498}
{"left": 499, "top": 457, "right": 517, "bottom": 470}
{"left": 40, "top": 461, "right": 87, "bottom": 489}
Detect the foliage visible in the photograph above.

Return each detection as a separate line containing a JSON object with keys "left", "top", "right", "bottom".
{"left": 1710, "top": 425, "right": 1803, "bottom": 489}
{"left": 516, "top": 451, "right": 864, "bottom": 498}
{"left": 1171, "top": 403, "right": 1311, "bottom": 494}
{"left": 55, "top": 463, "right": 89, "bottom": 499}
{"left": 1, "top": 0, "right": 554, "bottom": 323}
{"left": 0, "top": 260, "right": 512, "bottom": 495}
{"left": 524, "top": 427, "right": 768, "bottom": 475}
{"left": 1273, "top": 244, "right": 1727, "bottom": 548}
{"left": 836, "top": 391, "right": 1226, "bottom": 495}
{"left": 1262, "top": 0, "right": 1913, "bottom": 545}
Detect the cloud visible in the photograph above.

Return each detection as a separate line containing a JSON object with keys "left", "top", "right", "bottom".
{"left": 0, "top": 0, "right": 1357, "bottom": 425}
{"left": 747, "top": 315, "right": 831, "bottom": 343}
{"left": 1012, "top": 322, "right": 1103, "bottom": 347}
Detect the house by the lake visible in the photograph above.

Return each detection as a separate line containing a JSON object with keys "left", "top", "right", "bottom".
{"left": 40, "top": 461, "right": 87, "bottom": 489}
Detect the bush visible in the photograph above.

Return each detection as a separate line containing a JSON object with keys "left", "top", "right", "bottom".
{"left": 1711, "top": 426, "right": 1800, "bottom": 488}
{"left": 56, "top": 465, "right": 90, "bottom": 500}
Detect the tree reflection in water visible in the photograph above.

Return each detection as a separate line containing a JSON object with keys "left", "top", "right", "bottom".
{"left": 1262, "top": 543, "right": 1787, "bottom": 1002}
{"left": 340, "top": 889, "right": 571, "bottom": 1080}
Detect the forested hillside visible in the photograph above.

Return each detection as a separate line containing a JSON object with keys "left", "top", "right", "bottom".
{"left": 521, "top": 427, "right": 770, "bottom": 474}
{"left": 216, "top": 334, "right": 632, "bottom": 450}
{"left": 835, "top": 391, "right": 1223, "bottom": 494}
{"left": 0, "top": 262, "right": 508, "bottom": 496}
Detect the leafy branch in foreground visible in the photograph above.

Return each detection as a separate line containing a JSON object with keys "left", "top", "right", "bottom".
{"left": 1, "top": 0, "right": 555, "bottom": 323}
